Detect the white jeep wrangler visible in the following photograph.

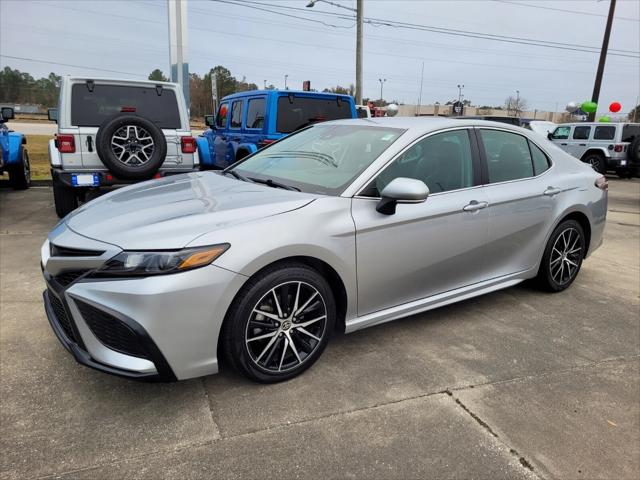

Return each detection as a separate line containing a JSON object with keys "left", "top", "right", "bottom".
{"left": 48, "top": 77, "right": 199, "bottom": 218}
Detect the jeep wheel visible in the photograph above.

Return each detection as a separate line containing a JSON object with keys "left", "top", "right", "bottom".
{"left": 8, "top": 148, "right": 31, "bottom": 190}
{"left": 95, "top": 114, "right": 167, "bottom": 180}
{"left": 53, "top": 178, "right": 78, "bottom": 218}
{"left": 583, "top": 153, "right": 607, "bottom": 174}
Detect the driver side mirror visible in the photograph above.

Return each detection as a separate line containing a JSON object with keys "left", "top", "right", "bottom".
{"left": 547, "top": 132, "right": 553, "bottom": 140}
{"left": 1, "top": 107, "right": 14, "bottom": 121}
{"left": 204, "top": 114, "right": 215, "bottom": 128}
{"left": 48, "top": 108, "right": 58, "bottom": 123}
{"left": 376, "top": 177, "right": 429, "bottom": 215}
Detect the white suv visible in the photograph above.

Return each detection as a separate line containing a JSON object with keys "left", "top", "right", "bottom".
{"left": 547, "top": 122, "right": 640, "bottom": 178}
{"left": 48, "top": 77, "right": 199, "bottom": 217}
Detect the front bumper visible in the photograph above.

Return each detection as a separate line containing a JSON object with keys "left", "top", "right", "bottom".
{"left": 42, "top": 233, "right": 247, "bottom": 381}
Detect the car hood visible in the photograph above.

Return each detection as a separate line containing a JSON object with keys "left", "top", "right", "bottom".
{"left": 64, "top": 172, "right": 317, "bottom": 249}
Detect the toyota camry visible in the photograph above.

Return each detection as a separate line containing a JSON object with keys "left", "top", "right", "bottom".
{"left": 41, "top": 117, "right": 608, "bottom": 382}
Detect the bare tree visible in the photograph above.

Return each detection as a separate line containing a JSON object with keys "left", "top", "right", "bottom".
{"left": 505, "top": 95, "right": 528, "bottom": 117}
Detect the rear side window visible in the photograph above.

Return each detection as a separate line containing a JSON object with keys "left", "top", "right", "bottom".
{"left": 216, "top": 102, "right": 229, "bottom": 128}
{"left": 551, "top": 126, "right": 570, "bottom": 139}
{"left": 230, "top": 100, "right": 243, "bottom": 129}
{"left": 480, "top": 129, "right": 533, "bottom": 183}
{"left": 71, "top": 84, "right": 180, "bottom": 128}
{"left": 246, "top": 98, "right": 266, "bottom": 129}
{"left": 622, "top": 124, "right": 640, "bottom": 142}
{"left": 276, "top": 96, "right": 352, "bottom": 133}
{"left": 593, "top": 126, "right": 616, "bottom": 140}
{"left": 529, "top": 141, "right": 550, "bottom": 175}
{"left": 573, "top": 126, "right": 591, "bottom": 140}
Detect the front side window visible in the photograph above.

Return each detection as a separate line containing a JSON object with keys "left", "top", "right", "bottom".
{"left": 480, "top": 129, "right": 533, "bottom": 183}
{"left": 370, "top": 129, "right": 474, "bottom": 195}
{"left": 233, "top": 124, "right": 404, "bottom": 195}
{"left": 246, "top": 98, "right": 266, "bottom": 129}
{"left": 573, "top": 126, "right": 591, "bottom": 140}
{"left": 593, "top": 126, "right": 616, "bottom": 140}
{"left": 230, "top": 100, "right": 243, "bottom": 129}
{"left": 551, "top": 126, "right": 570, "bottom": 140}
{"left": 216, "top": 102, "right": 229, "bottom": 128}
{"left": 529, "top": 141, "right": 550, "bottom": 175}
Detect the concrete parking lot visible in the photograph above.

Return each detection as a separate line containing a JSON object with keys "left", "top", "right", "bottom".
{"left": 1, "top": 178, "right": 638, "bottom": 479}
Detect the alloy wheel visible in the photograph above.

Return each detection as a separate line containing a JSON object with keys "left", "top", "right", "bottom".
{"left": 110, "top": 125, "right": 155, "bottom": 166}
{"left": 245, "top": 281, "right": 327, "bottom": 373}
{"left": 549, "top": 227, "right": 582, "bottom": 286}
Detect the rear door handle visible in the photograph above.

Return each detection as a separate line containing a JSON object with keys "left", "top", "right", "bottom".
{"left": 463, "top": 200, "right": 488, "bottom": 212}
{"left": 579, "top": 143, "right": 586, "bottom": 146}
{"left": 543, "top": 186, "right": 562, "bottom": 196}
{"left": 560, "top": 143, "right": 568, "bottom": 146}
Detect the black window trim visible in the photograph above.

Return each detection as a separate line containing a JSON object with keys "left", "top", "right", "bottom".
{"left": 572, "top": 125, "right": 592, "bottom": 140}
{"left": 244, "top": 96, "right": 267, "bottom": 131}
{"left": 354, "top": 127, "right": 483, "bottom": 199}
{"left": 592, "top": 125, "right": 616, "bottom": 141}
{"left": 229, "top": 99, "right": 243, "bottom": 130}
{"left": 474, "top": 126, "right": 554, "bottom": 187}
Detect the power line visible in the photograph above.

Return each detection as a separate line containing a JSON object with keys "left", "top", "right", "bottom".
{"left": 214, "top": 0, "right": 639, "bottom": 57}
{"left": 0, "top": 55, "right": 144, "bottom": 77}
{"left": 493, "top": 0, "right": 640, "bottom": 22}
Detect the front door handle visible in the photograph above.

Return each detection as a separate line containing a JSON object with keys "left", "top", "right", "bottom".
{"left": 543, "top": 186, "right": 562, "bottom": 196}
{"left": 560, "top": 143, "right": 568, "bottom": 146}
{"left": 463, "top": 200, "right": 488, "bottom": 212}
{"left": 579, "top": 143, "right": 586, "bottom": 146}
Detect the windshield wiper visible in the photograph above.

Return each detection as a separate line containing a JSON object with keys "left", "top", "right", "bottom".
{"left": 249, "top": 177, "right": 301, "bottom": 192}
{"left": 223, "top": 170, "right": 251, "bottom": 182}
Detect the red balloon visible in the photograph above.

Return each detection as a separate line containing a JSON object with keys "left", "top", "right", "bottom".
{"left": 609, "top": 102, "right": 621, "bottom": 113}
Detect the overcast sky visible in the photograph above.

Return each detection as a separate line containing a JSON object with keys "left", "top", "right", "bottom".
{"left": 1, "top": 0, "right": 639, "bottom": 115}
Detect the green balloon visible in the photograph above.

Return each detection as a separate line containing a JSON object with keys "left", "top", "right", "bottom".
{"left": 598, "top": 116, "right": 611, "bottom": 123}
{"left": 581, "top": 101, "right": 597, "bottom": 113}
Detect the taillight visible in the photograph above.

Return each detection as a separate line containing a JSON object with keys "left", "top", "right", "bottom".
{"left": 613, "top": 144, "right": 624, "bottom": 152}
{"left": 56, "top": 134, "right": 75, "bottom": 153}
{"left": 595, "top": 176, "right": 608, "bottom": 191}
{"left": 181, "top": 136, "right": 197, "bottom": 154}
{"left": 258, "top": 139, "right": 276, "bottom": 149}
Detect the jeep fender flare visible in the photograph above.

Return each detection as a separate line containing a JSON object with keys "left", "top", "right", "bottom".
{"left": 235, "top": 143, "right": 257, "bottom": 161}
{"left": 581, "top": 147, "right": 610, "bottom": 160}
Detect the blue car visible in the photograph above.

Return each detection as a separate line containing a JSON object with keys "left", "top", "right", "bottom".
{"left": 0, "top": 107, "right": 30, "bottom": 189}
{"left": 197, "top": 90, "right": 356, "bottom": 169}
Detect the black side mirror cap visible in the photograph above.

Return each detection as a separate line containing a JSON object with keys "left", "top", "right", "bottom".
{"left": 1, "top": 106, "right": 15, "bottom": 121}
{"left": 547, "top": 132, "right": 553, "bottom": 140}
{"left": 204, "top": 114, "right": 215, "bottom": 128}
{"left": 48, "top": 108, "right": 59, "bottom": 123}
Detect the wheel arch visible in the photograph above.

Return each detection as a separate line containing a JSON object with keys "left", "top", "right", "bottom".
{"left": 556, "top": 210, "right": 592, "bottom": 257}
{"left": 235, "top": 143, "right": 257, "bottom": 162}
{"left": 581, "top": 147, "right": 609, "bottom": 160}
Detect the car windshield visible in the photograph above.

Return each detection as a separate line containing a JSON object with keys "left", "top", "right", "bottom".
{"left": 232, "top": 124, "right": 405, "bottom": 195}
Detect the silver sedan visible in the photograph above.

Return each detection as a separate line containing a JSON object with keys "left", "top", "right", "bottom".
{"left": 41, "top": 117, "right": 608, "bottom": 382}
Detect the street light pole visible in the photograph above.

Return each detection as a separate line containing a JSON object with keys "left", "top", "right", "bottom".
{"left": 589, "top": 0, "right": 617, "bottom": 122}
{"left": 379, "top": 78, "right": 386, "bottom": 106}
{"left": 307, "top": 0, "right": 362, "bottom": 104}
{"left": 284, "top": 74, "right": 289, "bottom": 90}
{"left": 516, "top": 89, "right": 520, "bottom": 117}
{"left": 263, "top": 79, "right": 267, "bottom": 90}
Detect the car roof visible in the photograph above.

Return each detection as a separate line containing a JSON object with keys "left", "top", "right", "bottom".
{"left": 62, "top": 76, "right": 179, "bottom": 88}
{"left": 220, "top": 89, "right": 353, "bottom": 101}
{"left": 556, "top": 122, "right": 624, "bottom": 127}
{"left": 323, "top": 116, "right": 532, "bottom": 134}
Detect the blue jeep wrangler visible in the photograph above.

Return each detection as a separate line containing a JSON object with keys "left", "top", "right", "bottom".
{"left": 197, "top": 90, "right": 356, "bottom": 169}
{"left": 0, "top": 107, "right": 30, "bottom": 189}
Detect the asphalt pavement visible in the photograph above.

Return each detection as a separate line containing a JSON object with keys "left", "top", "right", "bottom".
{"left": 0, "top": 178, "right": 638, "bottom": 479}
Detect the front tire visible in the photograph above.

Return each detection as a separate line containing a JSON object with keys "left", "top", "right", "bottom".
{"left": 8, "top": 148, "right": 30, "bottom": 190}
{"left": 53, "top": 177, "right": 78, "bottom": 218}
{"left": 222, "top": 263, "right": 336, "bottom": 383}
{"left": 537, "top": 220, "right": 586, "bottom": 292}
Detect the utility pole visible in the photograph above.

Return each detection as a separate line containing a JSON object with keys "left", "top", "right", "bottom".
{"left": 284, "top": 74, "right": 289, "bottom": 90}
{"left": 416, "top": 61, "right": 424, "bottom": 116}
{"left": 516, "top": 89, "right": 520, "bottom": 117}
{"left": 378, "top": 78, "right": 386, "bottom": 106}
{"left": 167, "top": 0, "right": 189, "bottom": 111}
{"left": 307, "top": 0, "right": 362, "bottom": 104}
{"left": 210, "top": 68, "right": 217, "bottom": 112}
{"left": 589, "top": 0, "right": 616, "bottom": 122}
{"left": 263, "top": 79, "right": 267, "bottom": 90}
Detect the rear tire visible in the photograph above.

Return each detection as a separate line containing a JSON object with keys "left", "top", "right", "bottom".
{"left": 53, "top": 178, "right": 78, "bottom": 218}
{"left": 582, "top": 153, "right": 607, "bottom": 174}
{"left": 8, "top": 148, "right": 30, "bottom": 190}
{"left": 221, "top": 263, "right": 336, "bottom": 383}
{"left": 536, "top": 219, "right": 586, "bottom": 292}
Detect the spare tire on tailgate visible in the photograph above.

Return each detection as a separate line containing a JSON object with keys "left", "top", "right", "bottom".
{"left": 628, "top": 136, "right": 640, "bottom": 164}
{"left": 95, "top": 114, "right": 167, "bottom": 180}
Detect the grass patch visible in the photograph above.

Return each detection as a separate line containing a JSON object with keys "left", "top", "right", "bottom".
{"left": 25, "top": 135, "right": 51, "bottom": 180}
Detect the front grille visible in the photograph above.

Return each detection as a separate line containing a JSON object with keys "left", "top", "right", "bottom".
{"left": 50, "top": 244, "right": 104, "bottom": 257}
{"left": 48, "top": 290, "right": 77, "bottom": 342}
{"left": 75, "top": 300, "right": 149, "bottom": 359}
{"left": 54, "top": 271, "right": 88, "bottom": 287}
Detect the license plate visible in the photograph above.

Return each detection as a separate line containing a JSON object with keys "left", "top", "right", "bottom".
{"left": 71, "top": 173, "right": 99, "bottom": 187}
{"left": 620, "top": 160, "right": 627, "bottom": 166}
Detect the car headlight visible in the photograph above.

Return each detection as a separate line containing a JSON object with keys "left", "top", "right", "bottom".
{"left": 95, "top": 244, "right": 230, "bottom": 276}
